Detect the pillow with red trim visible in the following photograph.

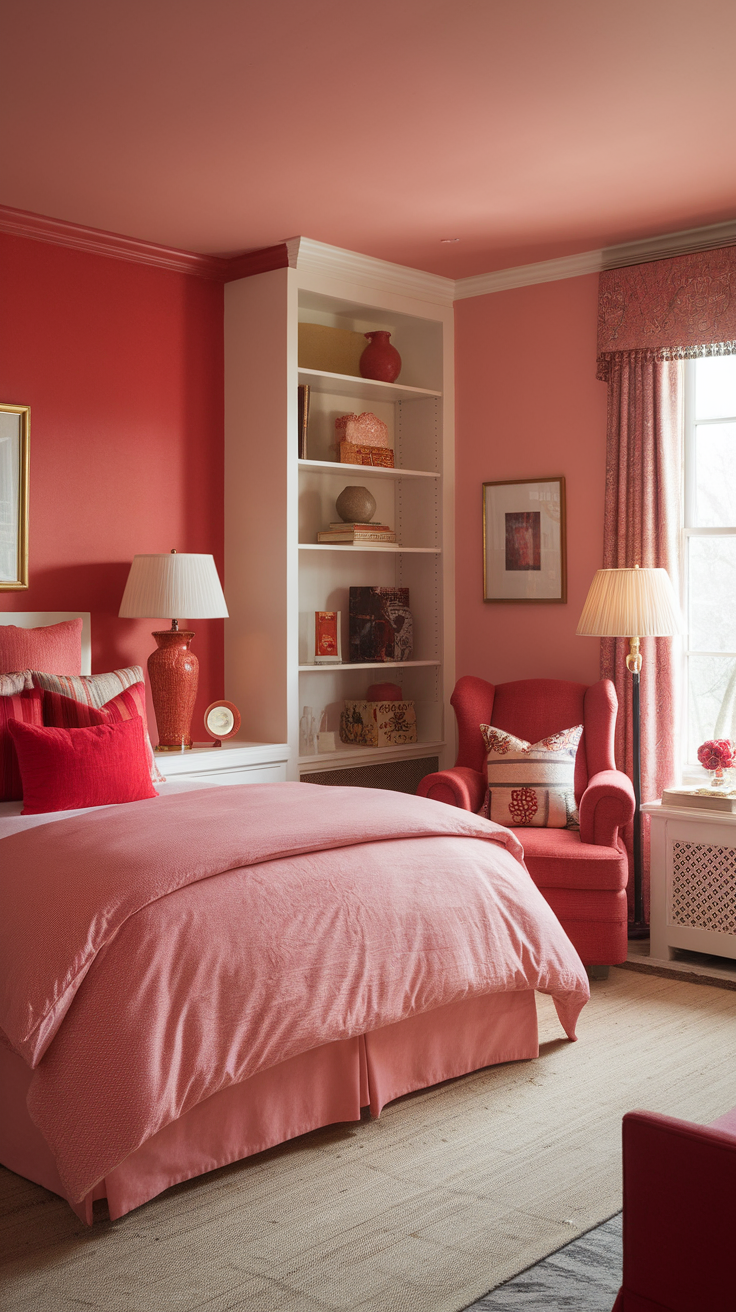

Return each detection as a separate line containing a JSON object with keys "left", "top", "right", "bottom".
{"left": 41, "top": 681, "right": 163, "bottom": 784}
{"left": 35, "top": 671, "right": 163, "bottom": 781}
{"left": 0, "top": 686, "right": 44, "bottom": 801}
{"left": 0, "top": 619, "right": 82, "bottom": 675}
{"left": 9, "top": 716, "right": 158, "bottom": 815}
{"left": 480, "top": 722, "right": 583, "bottom": 829}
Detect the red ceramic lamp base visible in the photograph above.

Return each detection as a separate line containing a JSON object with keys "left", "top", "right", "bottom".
{"left": 148, "top": 629, "right": 199, "bottom": 751}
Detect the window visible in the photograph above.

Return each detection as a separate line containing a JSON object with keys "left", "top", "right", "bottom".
{"left": 684, "top": 355, "right": 736, "bottom": 766}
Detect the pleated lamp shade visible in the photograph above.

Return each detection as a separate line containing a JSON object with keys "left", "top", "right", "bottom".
{"left": 119, "top": 554, "right": 228, "bottom": 620}
{"left": 576, "top": 567, "right": 681, "bottom": 638}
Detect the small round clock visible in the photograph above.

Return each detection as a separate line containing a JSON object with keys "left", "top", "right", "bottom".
{"left": 204, "top": 701, "right": 241, "bottom": 741}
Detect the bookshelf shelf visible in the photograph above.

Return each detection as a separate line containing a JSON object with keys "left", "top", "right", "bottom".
{"left": 299, "top": 740, "right": 446, "bottom": 769}
{"left": 298, "top": 660, "right": 441, "bottom": 672}
{"left": 298, "top": 459, "right": 439, "bottom": 481}
{"left": 298, "top": 368, "right": 441, "bottom": 403}
{"left": 298, "top": 543, "right": 441, "bottom": 553}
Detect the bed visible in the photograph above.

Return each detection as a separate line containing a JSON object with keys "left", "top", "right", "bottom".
{"left": 0, "top": 614, "right": 589, "bottom": 1224}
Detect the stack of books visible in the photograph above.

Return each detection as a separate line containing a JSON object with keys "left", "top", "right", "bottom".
{"left": 661, "top": 786, "right": 736, "bottom": 812}
{"left": 317, "top": 521, "right": 397, "bottom": 545}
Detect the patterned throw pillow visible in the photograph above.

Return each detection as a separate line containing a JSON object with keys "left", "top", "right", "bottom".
{"left": 0, "top": 686, "right": 44, "bottom": 801}
{"left": 480, "top": 723, "right": 583, "bottom": 829}
{"left": 33, "top": 667, "right": 165, "bottom": 784}
{"left": 0, "top": 670, "right": 33, "bottom": 696}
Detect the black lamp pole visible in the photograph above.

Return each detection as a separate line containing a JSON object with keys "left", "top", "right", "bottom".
{"left": 627, "top": 636, "right": 647, "bottom": 938}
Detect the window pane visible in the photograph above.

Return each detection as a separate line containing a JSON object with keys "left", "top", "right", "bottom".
{"left": 695, "top": 356, "right": 736, "bottom": 420}
{"left": 694, "top": 423, "right": 736, "bottom": 525}
{"left": 688, "top": 654, "right": 736, "bottom": 759}
{"left": 688, "top": 535, "right": 736, "bottom": 651}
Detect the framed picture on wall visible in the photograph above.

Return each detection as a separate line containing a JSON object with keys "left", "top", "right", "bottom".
{"left": 482, "top": 476, "right": 566, "bottom": 603}
{"left": 0, "top": 403, "right": 30, "bottom": 590}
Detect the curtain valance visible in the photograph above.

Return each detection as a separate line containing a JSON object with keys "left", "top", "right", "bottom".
{"left": 597, "top": 245, "right": 736, "bottom": 380}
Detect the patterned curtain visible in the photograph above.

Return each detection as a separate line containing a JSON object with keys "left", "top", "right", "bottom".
{"left": 600, "top": 354, "right": 682, "bottom": 921}
{"left": 596, "top": 245, "right": 736, "bottom": 919}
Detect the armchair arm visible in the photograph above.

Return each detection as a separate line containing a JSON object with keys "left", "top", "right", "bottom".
{"left": 578, "top": 768, "right": 635, "bottom": 847}
{"left": 614, "top": 1109, "right": 736, "bottom": 1312}
{"left": 417, "top": 766, "right": 486, "bottom": 812}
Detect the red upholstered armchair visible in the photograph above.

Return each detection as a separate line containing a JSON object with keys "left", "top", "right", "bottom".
{"left": 611, "top": 1105, "right": 736, "bottom": 1312}
{"left": 417, "top": 675, "right": 635, "bottom": 965}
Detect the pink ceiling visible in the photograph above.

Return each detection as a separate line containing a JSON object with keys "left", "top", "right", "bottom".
{"left": 3, "top": 0, "right": 736, "bottom": 278}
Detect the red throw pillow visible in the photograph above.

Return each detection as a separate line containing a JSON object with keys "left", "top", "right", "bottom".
{"left": 0, "top": 686, "right": 44, "bottom": 801}
{"left": 9, "top": 716, "right": 158, "bottom": 815}
{"left": 41, "top": 681, "right": 161, "bottom": 783}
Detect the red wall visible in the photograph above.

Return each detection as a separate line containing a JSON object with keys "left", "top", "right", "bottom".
{"left": 454, "top": 273, "right": 607, "bottom": 687}
{"left": 0, "top": 231, "right": 224, "bottom": 738}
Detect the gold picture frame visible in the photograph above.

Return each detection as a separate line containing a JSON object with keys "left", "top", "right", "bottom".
{"left": 0, "top": 403, "right": 30, "bottom": 590}
{"left": 482, "top": 476, "right": 566, "bottom": 603}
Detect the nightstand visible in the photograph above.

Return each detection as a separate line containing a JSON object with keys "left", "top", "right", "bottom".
{"left": 154, "top": 740, "right": 289, "bottom": 787}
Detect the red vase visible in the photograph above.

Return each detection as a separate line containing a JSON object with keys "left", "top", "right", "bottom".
{"left": 360, "top": 331, "right": 401, "bottom": 383}
{"left": 148, "top": 629, "right": 199, "bottom": 750}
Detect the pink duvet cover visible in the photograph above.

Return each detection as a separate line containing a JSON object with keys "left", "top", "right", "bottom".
{"left": 0, "top": 783, "right": 589, "bottom": 1204}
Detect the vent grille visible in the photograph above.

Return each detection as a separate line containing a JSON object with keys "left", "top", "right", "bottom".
{"left": 301, "top": 756, "right": 439, "bottom": 795}
{"left": 671, "top": 840, "right": 736, "bottom": 935}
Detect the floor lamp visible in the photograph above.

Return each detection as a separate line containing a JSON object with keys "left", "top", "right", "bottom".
{"left": 577, "top": 565, "right": 682, "bottom": 937}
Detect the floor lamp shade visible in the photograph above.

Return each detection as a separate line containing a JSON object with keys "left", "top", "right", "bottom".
{"left": 119, "top": 553, "right": 228, "bottom": 751}
{"left": 576, "top": 568, "right": 681, "bottom": 641}
{"left": 577, "top": 566, "right": 682, "bottom": 933}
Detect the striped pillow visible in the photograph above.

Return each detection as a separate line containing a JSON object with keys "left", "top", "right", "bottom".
{"left": 1, "top": 686, "right": 44, "bottom": 800}
{"left": 35, "top": 668, "right": 165, "bottom": 784}
{"left": 0, "top": 670, "right": 33, "bottom": 696}
{"left": 480, "top": 723, "right": 583, "bottom": 829}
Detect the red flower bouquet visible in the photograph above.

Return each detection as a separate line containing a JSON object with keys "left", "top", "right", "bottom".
{"left": 697, "top": 739, "right": 735, "bottom": 775}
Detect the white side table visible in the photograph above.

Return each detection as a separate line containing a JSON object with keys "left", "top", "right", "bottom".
{"left": 155, "top": 740, "right": 289, "bottom": 787}
{"left": 644, "top": 799, "right": 736, "bottom": 962}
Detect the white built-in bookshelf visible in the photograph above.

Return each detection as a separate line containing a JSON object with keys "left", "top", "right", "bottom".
{"left": 224, "top": 240, "right": 455, "bottom": 781}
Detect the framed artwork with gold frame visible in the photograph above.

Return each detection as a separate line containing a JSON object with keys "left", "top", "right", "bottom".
{"left": 0, "top": 404, "right": 30, "bottom": 590}
{"left": 482, "top": 476, "right": 566, "bottom": 603}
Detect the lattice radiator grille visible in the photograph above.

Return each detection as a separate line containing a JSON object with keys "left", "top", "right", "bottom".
{"left": 671, "top": 840, "right": 736, "bottom": 934}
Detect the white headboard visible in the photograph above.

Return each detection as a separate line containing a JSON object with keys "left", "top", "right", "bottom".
{"left": 0, "top": 612, "right": 92, "bottom": 675}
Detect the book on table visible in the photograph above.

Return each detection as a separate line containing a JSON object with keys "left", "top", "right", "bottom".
{"left": 661, "top": 786, "right": 736, "bottom": 813}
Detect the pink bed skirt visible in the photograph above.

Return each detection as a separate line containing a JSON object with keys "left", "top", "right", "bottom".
{"left": 0, "top": 989, "right": 538, "bottom": 1223}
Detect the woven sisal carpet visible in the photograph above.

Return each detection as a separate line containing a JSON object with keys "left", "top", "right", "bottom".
{"left": 2, "top": 969, "right": 736, "bottom": 1312}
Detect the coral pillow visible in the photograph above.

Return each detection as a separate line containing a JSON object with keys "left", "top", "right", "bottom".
{"left": 0, "top": 686, "right": 44, "bottom": 801}
{"left": 33, "top": 667, "right": 164, "bottom": 783}
{"left": 480, "top": 723, "right": 583, "bottom": 829}
{"left": 9, "top": 717, "right": 158, "bottom": 815}
{"left": 41, "top": 682, "right": 162, "bottom": 784}
{"left": 0, "top": 619, "right": 82, "bottom": 675}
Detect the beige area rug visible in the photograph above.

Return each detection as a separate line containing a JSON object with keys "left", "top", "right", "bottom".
{"left": 2, "top": 969, "right": 736, "bottom": 1312}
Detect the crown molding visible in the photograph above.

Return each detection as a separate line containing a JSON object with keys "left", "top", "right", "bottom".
{"left": 4, "top": 203, "right": 736, "bottom": 301}
{"left": 454, "top": 217, "right": 736, "bottom": 300}
{"left": 222, "top": 243, "right": 289, "bottom": 281}
{"left": 287, "top": 236, "right": 456, "bottom": 307}
{"left": 0, "top": 203, "right": 226, "bottom": 279}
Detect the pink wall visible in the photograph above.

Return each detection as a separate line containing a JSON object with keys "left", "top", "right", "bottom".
{"left": 0, "top": 231, "right": 224, "bottom": 738}
{"left": 455, "top": 272, "right": 607, "bottom": 687}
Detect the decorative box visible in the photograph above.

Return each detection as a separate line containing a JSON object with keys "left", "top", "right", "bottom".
{"left": 297, "top": 324, "right": 365, "bottom": 376}
{"left": 335, "top": 412, "right": 390, "bottom": 447}
{"left": 339, "top": 441, "right": 395, "bottom": 467}
{"left": 340, "top": 700, "right": 417, "bottom": 747}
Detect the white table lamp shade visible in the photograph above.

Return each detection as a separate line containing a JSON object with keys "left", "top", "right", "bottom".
{"left": 576, "top": 568, "right": 681, "bottom": 638}
{"left": 119, "top": 554, "right": 228, "bottom": 620}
